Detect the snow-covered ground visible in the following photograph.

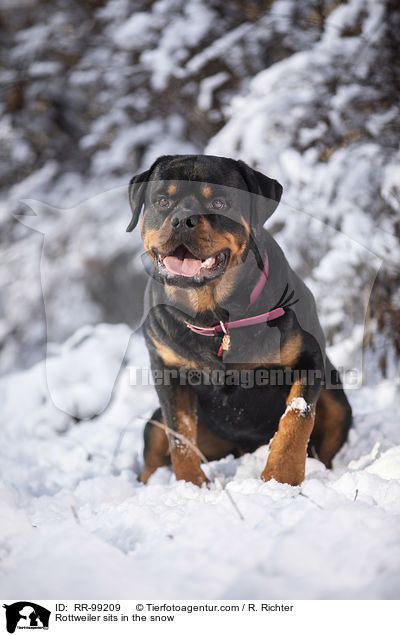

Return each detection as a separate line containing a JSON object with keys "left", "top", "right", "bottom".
{"left": 1, "top": 0, "right": 399, "bottom": 602}
{"left": 1, "top": 323, "right": 399, "bottom": 599}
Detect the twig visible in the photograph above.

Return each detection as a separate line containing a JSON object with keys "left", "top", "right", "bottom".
{"left": 148, "top": 418, "right": 244, "bottom": 521}
{"left": 110, "top": 414, "right": 244, "bottom": 520}
{"left": 298, "top": 491, "right": 323, "bottom": 509}
{"left": 110, "top": 422, "right": 132, "bottom": 472}
{"left": 71, "top": 505, "right": 81, "bottom": 525}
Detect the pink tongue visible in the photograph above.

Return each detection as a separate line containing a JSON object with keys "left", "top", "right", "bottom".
{"left": 164, "top": 256, "right": 202, "bottom": 277}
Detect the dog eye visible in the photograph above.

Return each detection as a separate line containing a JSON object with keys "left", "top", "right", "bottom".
{"left": 158, "top": 197, "right": 170, "bottom": 208}
{"left": 210, "top": 198, "right": 225, "bottom": 210}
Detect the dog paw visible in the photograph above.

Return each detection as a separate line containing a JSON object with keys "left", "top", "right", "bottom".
{"left": 138, "top": 468, "right": 154, "bottom": 484}
{"left": 260, "top": 463, "right": 304, "bottom": 486}
{"left": 176, "top": 468, "right": 209, "bottom": 487}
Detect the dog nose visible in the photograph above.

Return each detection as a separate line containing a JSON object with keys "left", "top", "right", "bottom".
{"left": 170, "top": 211, "right": 199, "bottom": 230}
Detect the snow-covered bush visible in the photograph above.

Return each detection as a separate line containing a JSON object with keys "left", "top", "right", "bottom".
{"left": 0, "top": 0, "right": 399, "bottom": 379}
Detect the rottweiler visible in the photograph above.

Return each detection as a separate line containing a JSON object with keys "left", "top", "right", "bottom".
{"left": 127, "top": 155, "right": 352, "bottom": 487}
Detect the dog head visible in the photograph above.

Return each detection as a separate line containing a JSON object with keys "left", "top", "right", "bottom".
{"left": 127, "top": 155, "right": 282, "bottom": 290}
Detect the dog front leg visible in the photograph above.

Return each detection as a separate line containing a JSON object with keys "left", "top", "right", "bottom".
{"left": 163, "top": 383, "right": 208, "bottom": 487}
{"left": 261, "top": 379, "right": 319, "bottom": 486}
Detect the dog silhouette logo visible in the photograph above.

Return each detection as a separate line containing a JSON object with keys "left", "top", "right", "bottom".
{"left": 2, "top": 602, "right": 50, "bottom": 633}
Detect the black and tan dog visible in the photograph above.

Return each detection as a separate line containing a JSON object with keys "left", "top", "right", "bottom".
{"left": 127, "top": 155, "right": 352, "bottom": 487}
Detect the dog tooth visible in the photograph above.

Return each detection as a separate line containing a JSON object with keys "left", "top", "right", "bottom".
{"left": 202, "top": 256, "right": 216, "bottom": 268}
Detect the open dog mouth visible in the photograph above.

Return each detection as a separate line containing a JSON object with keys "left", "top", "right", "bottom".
{"left": 155, "top": 245, "right": 230, "bottom": 283}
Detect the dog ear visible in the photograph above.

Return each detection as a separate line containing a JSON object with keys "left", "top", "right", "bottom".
{"left": 236, "top": 159, "right": 283, "bottom": 226}
{"left": 126, "top": 169, "right": 152, "bottom": 232}
{"left": 127, "top": 155, "right": 175, "bottom": 231}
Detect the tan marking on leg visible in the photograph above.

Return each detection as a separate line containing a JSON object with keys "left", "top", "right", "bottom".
{"left": 312, "top": 388, "right": 347, "bottom": 468}
{"left": 170, "top": 387, "right": 208, "bottom": 486}
{"left": 150, "top": 334, "right": 200, "bottom": 369}
{"left": 245, "top": 332, "right": 303, "bottom": 367}
{"left": 139, "top": 420, "right": 170, "bottom": 484}
{"left": 261, "top": 380, "right": 315, "bottom": 485}
{"left": 197, "top": 421, "right": 236, "bottom": 460}
{"left": 279, "top": 333, "right": 303, "bottom": 366}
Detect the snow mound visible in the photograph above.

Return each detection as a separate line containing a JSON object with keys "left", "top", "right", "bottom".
{"left": 1, "top": 324, "right": 399, "bottom": 599}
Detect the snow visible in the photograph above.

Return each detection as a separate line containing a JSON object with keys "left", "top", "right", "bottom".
{"left": 1, "top": 0, "right": 400, "bottom": 602}
{"left": 365, "top": 448, "right": 400, "bottom": 481}
{"left": 111, "top": 13, "right": 159, "bottom": 51}
{"left": 198, "top": 72, "right": 230, "bottom": 112}
{"left": 283, "top": 397, "right": 311, "bottom": 416}
{"left": 2, "top": 0, "right": 398, "bottom": 379}
{"left": 206, "top": 1, "right": 400, "bottom": 364}
{"left": 1, "top": 324, "right": 400, "bottom": 600}
{"left": 140, "top": 0, "right": 216, "bottom": 90}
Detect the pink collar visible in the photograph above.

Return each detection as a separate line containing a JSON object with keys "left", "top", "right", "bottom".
{"left": 185, "top": 308, "right": 284, "bottom": 337}
{"left": 248, "top": 250, "right": 269, "bottom": 307}
{"left": 185, "top": 252, "right": 285, "bottom": 355}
